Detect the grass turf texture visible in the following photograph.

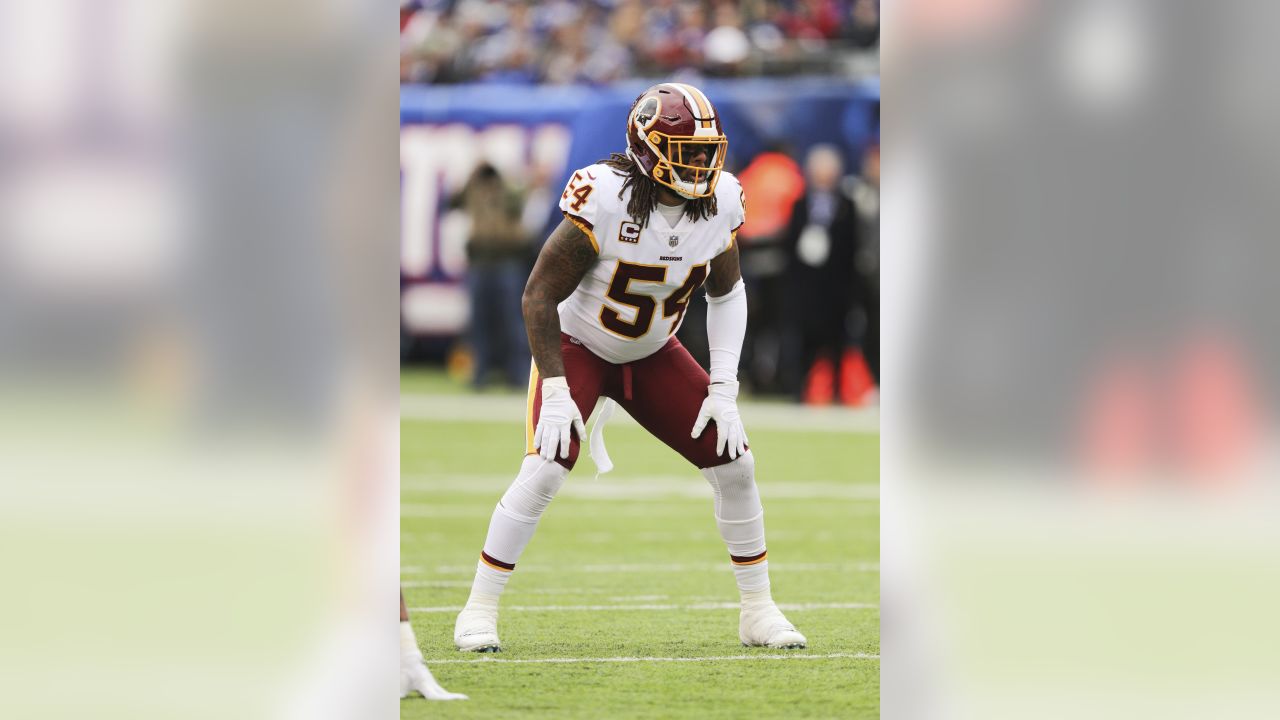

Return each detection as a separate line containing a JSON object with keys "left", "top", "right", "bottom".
{"left": 402, "top": 372, "right": 879, "bottom": 718}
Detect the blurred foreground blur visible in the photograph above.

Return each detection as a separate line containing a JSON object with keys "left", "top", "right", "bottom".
{"left": 12, "top": 0, "right": 1280, "bottom": 717}
{"left": 884, "top": 1, "right": 1280, "bottom": 717}
{"left": 0, "top": 1, "right": 397, "bottom": 718}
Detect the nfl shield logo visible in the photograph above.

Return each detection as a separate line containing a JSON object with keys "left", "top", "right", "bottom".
{"left": 668, "top": 234, "right": 679, "bottom": 247}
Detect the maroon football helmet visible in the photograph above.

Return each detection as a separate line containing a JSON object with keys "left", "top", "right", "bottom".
{"left": 625, "top": 83, "right": 727, "bottom": 199}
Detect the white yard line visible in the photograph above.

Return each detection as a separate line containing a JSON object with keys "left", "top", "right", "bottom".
{"left": 402, "top": 393, "right": 879, "bottom": 434}
{"left": 427, "top": 652, "right": 879, "bottom": 665}
{"left": 401, "top": 506, "right": 494, "bottom": 518}
{"left": 401, "top": 580, "right": 474, "bottom": 588}
{"left": 409, "top": 601, "right": 877, "bottom": 613}
{"left": 402, "top": 503, "right": 878, "bottom": 519}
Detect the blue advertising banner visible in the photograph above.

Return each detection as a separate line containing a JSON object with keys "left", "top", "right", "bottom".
{"left": 401, "top": 79, "right": 878, "bottom": 336}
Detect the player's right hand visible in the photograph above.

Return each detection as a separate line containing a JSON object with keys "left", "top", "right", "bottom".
{"left": 535, "top": 376, "right": 586, "bottom": 461}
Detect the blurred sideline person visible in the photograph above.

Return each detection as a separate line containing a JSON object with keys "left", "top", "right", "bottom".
{"left": 401, "top": 591, "right": 467, "bottom": 701}
{"left": 781, "top": 145, "right": 859, "bottom": 402}
{"left": 453, "top": 83, "right": 807, "bottom": 652}
{"left": 733, "top": 143, "right": 805, "bottom": 392}
{"left": 451, "top": 162, "right": 532, "bottom": 388}
{"left": 849, "top": 144, "right": 879, "bottom": 384}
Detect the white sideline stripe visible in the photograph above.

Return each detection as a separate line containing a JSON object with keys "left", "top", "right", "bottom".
{"left": 402, "top": 476, "right": 879, "bottom": 500}
{"left": 410, "top": 602, "right": 877, "bottom": 613}
{"left": 427, "top": 652, "right": 879, "bottom": 665}
{"left": 401, "top": 393, "right": 879, "bottom": 434}
{"left": 408, "top": 561, "right": 879, "bottom": 575}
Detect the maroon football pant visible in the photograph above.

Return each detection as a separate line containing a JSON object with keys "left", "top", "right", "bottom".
{"left": 525, "top": 333, "right": 743, "bottom": 470}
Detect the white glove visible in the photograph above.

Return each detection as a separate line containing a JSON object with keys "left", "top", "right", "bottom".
{"left": 691, "top": 381, "right": 748, "bottom": 460}
{"left": 401, "top": 656, "right": 468, "bottom": 701}
{"left": 534, "top": 376, "right": 586, "bottom": 461}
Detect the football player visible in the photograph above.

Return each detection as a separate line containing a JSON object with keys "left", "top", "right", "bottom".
{"left": 454, "top": 83, "right": 806, "bottom": 652}
{"left": 402, "top": 591, "right": 467, "bottom": 700}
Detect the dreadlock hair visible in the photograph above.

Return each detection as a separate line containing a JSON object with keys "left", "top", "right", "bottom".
{"left": 599, "top": 152, "right": 718, "bottom": 231}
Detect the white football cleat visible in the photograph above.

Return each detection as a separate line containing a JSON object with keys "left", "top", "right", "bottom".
{"left": 739, "top": 600, "right": 807, "bottom": 649}
{"left": 401, "top": 657, "right": 468, "bottom": 701}
{"left": 453, "top": 594, "right": 502, "bottom": 653}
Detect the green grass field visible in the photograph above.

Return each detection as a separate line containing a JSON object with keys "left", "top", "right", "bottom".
{"left": 402, "top": 369, "right": 879, "bottom": 718}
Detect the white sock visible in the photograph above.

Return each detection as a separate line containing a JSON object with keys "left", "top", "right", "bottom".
{"left": 701, "top": 451, "right": 774, "bottom": 595}
{"left": 740, "top": 587, "right": 776, "bottom": 609}
{"left": 733, "top": 560, "right": 771, "bottom": 594}
{"left": 466, "top": 455, "right": 568, "bottom": 600}
{"left": 467, "top": 561, "right": 511, "bottom": 599}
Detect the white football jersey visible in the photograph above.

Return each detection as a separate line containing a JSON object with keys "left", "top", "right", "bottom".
{"left": 556, "top": 162, "right": 745, "bottom": 364}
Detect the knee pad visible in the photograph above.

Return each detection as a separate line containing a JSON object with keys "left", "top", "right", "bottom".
{"left": 701, "top": 451, "right": 761, "bottom": 517}
{"left": 498, "top": 455, "right": 569, "bottom": 521}
{"left": 700, "top": 452, "right": 765, "bottom": 554}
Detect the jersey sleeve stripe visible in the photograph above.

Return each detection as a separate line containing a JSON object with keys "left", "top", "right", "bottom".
{"left": 728, "top": 222, "right": 744, "bottom": 249}
{"left": 563, "top": 211, "right": 599, "bottom": 254}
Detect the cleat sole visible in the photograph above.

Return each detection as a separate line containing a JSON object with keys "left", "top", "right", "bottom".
{"left": 743, "top": 642, "right": 808, "bottom": 650}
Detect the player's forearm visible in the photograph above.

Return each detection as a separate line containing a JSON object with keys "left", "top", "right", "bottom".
{"left": 523, "top": 293, "right": 566, "bottom": 378}
{"left": 521, "top": 218, "right": 597, "bottom": 378}
{"left": 705, "top": 280, "right": 747, "bottom": 384}
{"left": 705, "top": 244, "right": 747, "bottom": 385}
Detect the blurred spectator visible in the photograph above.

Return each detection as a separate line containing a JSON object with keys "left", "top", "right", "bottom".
{"left": 848, "top": 143, "right": 879, "bottom": 383}
{"left": 610, "top": 1, "right": 647, "bottom": 68}
{"left": 451, "top": 163, "right": 532, "bottom": 389}
{"left": 704, "top": 2, "right": 753, "bottom": 75}
{"left": 519, "top": 162, "right": 566, "bottom": 257}
{"left": 779, "top": 0, "right": 844, "bottom": 41}
{"left": 845, "top": 0, "right": 880, "bottom": 49}
{"left": 544, "top": 20, "right": 633, "bottom": 85}
{"left": 735, "top": 143, "right": 806, "bottom": 392}
{"left": 400, "top": 0, "right": 880, "bottom": 84}
{"left": 400, "top": 4, "right": 466, "bottom": 83}
{"left": 780, "top": 145, "right": 859, "bottom": 402}
{"left": 470, "top": 1, "right": 543, "bottom": 84}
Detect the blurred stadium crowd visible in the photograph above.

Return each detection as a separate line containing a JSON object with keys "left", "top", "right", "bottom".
{"left": 400, "top": 0, "right": 879, "bottom": 84}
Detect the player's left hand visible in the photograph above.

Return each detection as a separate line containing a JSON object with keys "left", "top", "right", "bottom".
{"left": 691, "top": 381, "right": 748, "bottom": 460}
{"left": 401, "top": 657, "right": 468, "bottom": 701}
